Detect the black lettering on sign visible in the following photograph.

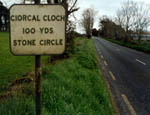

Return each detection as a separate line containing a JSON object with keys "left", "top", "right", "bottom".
{"left": 18, "top": 40, "right": 22, "bottom": 46}
{"left": 40, "top": 27, "right": 53, "bottom": 34}
{"left": 32, "top": 15, "right": 40, "bottom": 21}
{"left": 31, "top": 28, "right": 36, "bottom": 34}
{"left": 59, "top": 39, "right": 63, "bottom": 45}
{"left": 23, "top": 28, "right": 36, "bottom": 34}
{"left": 51, "top": 15, "right": 55, "bottom": 21}
{"left": 18, "top": 15, "right": 22, "bottom": 21}
{"left": 40, "top": 40, "right": 44, "bottom": 45}
{"left": 10, "top": 15, "right": 41, "bottom": 21}
{"left": 51, "top": 40, "right": 55, "bottom": 45}
{"left": 22, "top": 40, "right": 26, "bottom": 46}
{"left": 47, "top": 40, "right": 51, "bottom": 45}
{"left": 13, "top": 40, "right": 36, "bottom": 46}
{"left": 28, "top": 15, "right": 32, "bottom": 21}
{"left": 45, "top": 28, "right": 49, "bottom": 34}
{"left": 56, "top": 39, "right": 59, "bottom": 45}
{"left": 13, "top": 40, "right": 17, "bottom": 46}
{"left": 42, "top": 15, "right": 65, "bottom": 21}
{"left": 43, "top": 15, "right": 47, "bottom": 21}
{"left": 23, "top": 15, "right": 26, "bottom": 21}
{"left": 10, "top": 15, "right": 15, "bottom": 21}
{"left": 39, "top": 39, "right": 63, "bottom": 46}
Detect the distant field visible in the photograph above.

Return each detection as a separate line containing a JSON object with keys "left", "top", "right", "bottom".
{"left": 0, "top": 32, "right": 35, "bottom": 92}
{"left": 0, "top": 35, "right": 114, "bottom": 115}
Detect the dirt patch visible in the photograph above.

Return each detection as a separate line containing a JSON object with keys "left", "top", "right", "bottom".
{"left": 0, "top": 72, "right": 35, "bottom": 102}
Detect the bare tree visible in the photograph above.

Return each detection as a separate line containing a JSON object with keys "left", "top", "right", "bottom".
{"left": 81, "top": 8, "right": 97, "bottom": 38}
{"left": 133, "top": 2, "right": 150, "bottom": 41}
{"left": 115, "top": 0, "right": 137, "bottom": 42}
{"left": 47, "top": 0, "right": 79, "bottom": 16}
{"left": 116, "top": 0, "right": 136, "bottom": 33}
{"left": 116, "top": 0, "right": 150, "bottom": 42}
{"left": 46, "top": 0, "right": 79, "bottom": 33}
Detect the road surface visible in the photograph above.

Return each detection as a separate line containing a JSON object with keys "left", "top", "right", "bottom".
{"left": 94, "top": 37, "right": 150, "bottom": 115}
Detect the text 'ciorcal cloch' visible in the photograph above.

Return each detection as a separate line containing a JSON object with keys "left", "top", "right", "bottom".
{"left": 10, "top": 15, "right": 65, "bottom": 46}
{"left": 10, "top": 5, "right": 66, "bottom": 55}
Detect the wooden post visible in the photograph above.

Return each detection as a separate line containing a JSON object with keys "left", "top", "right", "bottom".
{"left": 35, "top": 55, "right": 42, "bottom": 115}
{"left": 35, "top": 0, "right": 40, "bottom": 4}
{"left": 34, "top": 1, "right": 42, "bottom": 115}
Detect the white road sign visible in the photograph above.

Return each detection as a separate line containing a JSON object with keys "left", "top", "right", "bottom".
{"left": 10, "top": 5, "right": 66, "bottom": 55}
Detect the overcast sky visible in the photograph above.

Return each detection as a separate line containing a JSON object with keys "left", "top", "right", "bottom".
{"left": 1, "top": 0, "right": 150, "bottom": 33}
{"left": 74, "top": 0, "right": 150, "bottom": 33}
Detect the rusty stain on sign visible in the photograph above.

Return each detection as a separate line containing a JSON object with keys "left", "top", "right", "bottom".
{"left": 10, "top": 5, "right": 66, "bottom": 55}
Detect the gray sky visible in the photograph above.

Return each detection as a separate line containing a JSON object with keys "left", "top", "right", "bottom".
{"left": 1, "top": 0, "right": 150, "bottom": 33}
{"left": 74, "top": 0, "right": 150, "bottom": 33}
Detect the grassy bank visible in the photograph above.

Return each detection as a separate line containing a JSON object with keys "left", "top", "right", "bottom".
{"left": 105, "top": 38, "right": 150, "bottom": 53}
{"left": 0, "top": 32, "right": 48, "bottom": 93}
{"left": 0, "top": 32, "right": 35, "bottom": 92}
{"left": 41, "top": 38, "right": 113, "bottom": 114}
{"left": 0, "top": 33, "right": 114, "bottom": 115}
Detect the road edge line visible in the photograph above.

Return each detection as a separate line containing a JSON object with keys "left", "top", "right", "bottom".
{"left": 104, "top": 60, "right": 108, "bottom": 66}
{"left": 121, "top": 94, "right": 136, "bottom": 115}
{"left": 109, "top": 71, "right": 116, "bottom": 81}
{"left": 93, "top": 39, "right": 120, "bottom": 115}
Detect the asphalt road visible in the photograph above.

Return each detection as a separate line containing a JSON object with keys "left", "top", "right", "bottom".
{"left": 94, "top": 37, "right": 150, "bottom": 115}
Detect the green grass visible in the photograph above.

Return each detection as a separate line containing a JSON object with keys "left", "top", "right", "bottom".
{"left": 0, "top": 33, "right": 114, "bottom": 115}
{"left": 0, "top": 32, "right": 35, "bottom": 92}
{"left": 0, "top": 96, "right": 36, "bottom": 115}
{"left": 105, "top": 38, "right": 150, "bottom": 53}
{"left": 0, "top": 32, "right": 47, "bottom": 93}
{"left": 41, "top": 38, "right": 114, "bottom": 115}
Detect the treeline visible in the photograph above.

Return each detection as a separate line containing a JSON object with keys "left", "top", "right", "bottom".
{"left": 81, "top": 0, "right": 150, "bottom": 43}
{"left": 0, "top": 1, "right": 9, "bottom": 32}
{"left": 92, "top": 16, "right": 127, "bottom": 41}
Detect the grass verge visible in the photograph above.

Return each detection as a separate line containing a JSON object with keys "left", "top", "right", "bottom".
{"left": 0, "top": 33, "right": 114, "bottom": 115}
{"left": 0, "top": 32, "right": 47, "bottom": 93}
{"left": 0, "top": 32, "right": 35, "bottom": 92}
{"left": 41, "top": 38, "right": 114, "bottom": 114}
{"left": 104, "top": 38, "right": 150, "bottom": 53}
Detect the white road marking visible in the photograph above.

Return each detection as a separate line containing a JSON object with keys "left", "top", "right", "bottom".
{"left": 104, "top": 61, "right": 108, "bottom": 66}
{"left": 109, "top": 71, "right": 116, "bottom": 81}
{"left": 122, "top": 94, "right": 136, "bottom": 115}
{"left": 136, "top": 59, "right": 146, "bottom": 65}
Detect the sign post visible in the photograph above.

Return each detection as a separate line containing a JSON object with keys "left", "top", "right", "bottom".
{"left": 34, "top": 0, "right": 42, "bottom": 114}
{"left": 9, "top": 3, "right": 66, "bottom": 115}
{"left": 35, "top": 55, "right": 42, "bottom": 115}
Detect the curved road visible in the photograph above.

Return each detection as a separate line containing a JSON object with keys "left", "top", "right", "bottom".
{"left": 94, "top": 37, "right": 150, "bottom": 115}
